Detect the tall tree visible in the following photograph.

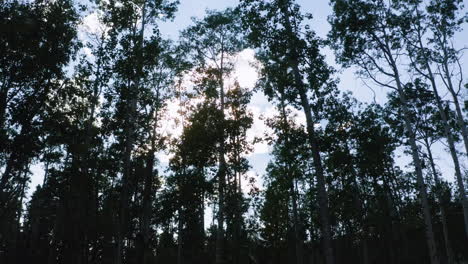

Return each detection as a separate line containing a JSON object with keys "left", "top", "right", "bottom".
{"left": 180, "top": 8, "right": 244, "bottom": 264}
{"left": 97, "top": 1, "right": 178, "bottom": 262}
{"left": 263, "top": 105, "right": 309, "bottom": 264}
{"left": 397, "top": 0, "right": 468, "bottom": 239}
{"left": 425, "top": 0, "right": 468, "bottom": 157}
{"left": 241, "top": 1, "right": 337, "bottom": 263}
{"left": 224, "top": 83, "right": 253, "bottom": 264}
{"left": 168, "top": 101, "right": 222, "bottom": 264}
{"left": 0, "top": 1, "right": 79, "bottom": 261}
{"left": 386, "top": 80, "right": 456, "bottom": 263}
{"left": 329, "top": 1, "right": 440, "bottom": 262}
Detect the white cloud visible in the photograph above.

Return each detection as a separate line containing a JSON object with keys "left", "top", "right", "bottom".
{"left": 234, "top": 48, "right": 258, "bottom": 89}
{"left": 81, "top": 12, "right": 101, "bottom": 35}
{"left": 246, "top": 104, "right": 273, "bottom": 156}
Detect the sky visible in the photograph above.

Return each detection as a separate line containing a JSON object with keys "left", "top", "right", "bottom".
{"left": 28, "top": 0, "right": 468, "bottom": 202}
{"left": 155, "top": 0, "right": 468, "bottom": 188}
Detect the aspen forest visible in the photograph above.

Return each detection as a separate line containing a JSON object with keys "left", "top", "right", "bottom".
{"left": 2, "top": 0, "right": 468, "bottom": 263}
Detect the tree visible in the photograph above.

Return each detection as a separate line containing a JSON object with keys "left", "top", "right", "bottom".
{"left": 329, "top": 1, "right": 440, "bottom": 262}
{"left": 97, "top": 1, "right": 178, "bottom": 262}
{"left": 397, "top": 0, "right": 468, "bottom": 240}
{"left": 166, "top": 102, "right": 222, "bottom": 264}
{"left": 386, "top": 80, "right": 457, "bottom": 263}
{"left": 224, "top": 83, "right": 254, "bottom": 264}
{"left": 425, "top": 0, "right": 468, "bottom": 157}
{"left": 262, "top": 105, "right": 309, "bottom": 264}
{"left": 179, "top": 8, "right": 244, "bottom": 264}
{"left": 0, "top": 1, "right": 79, "bottom": 261}
{"left": 240, "top": 0, "right": 337, "bottom": 263}
{"left": 3, "top": 0, "right": 468, "bottom": 263}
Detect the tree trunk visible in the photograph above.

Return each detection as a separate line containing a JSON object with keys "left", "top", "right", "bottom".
{"left": 138, "top": 153, "right": 154, "bottom": 264}
{"left": 297, "top": 78, "right": 334, "bottom": 264}
{"left": 137, "top": 70, "right": 161, "bottom": 264}
{"left": 429, "top": 76, "right": 468, "bottom": 240}
{"left": 64, "top": 42, "right": 104, "bottom": 264}
{"left": 381, "top": 29, "right": 440, "bottom": 262}
{"left": 424, "top": 140, "right": 455, "bottom": 264}
{"left": 440, "top": 49, "right": 468, "bottom": 156}
{"left": 0, "top": 83, "right": 8, "bottom": 144}
{"left": 291, "top": 179, "right": 304, "bottom": 264}
{"left": 439, "top": 55, "right": 468, "bottom": 239}
{"left": 233, "top": 169, "right": 242, "bottom": 264}
{"left": 116, "top": 3, "right": 147, "bottom": 263}
{"left": 65, "top": 150, "right": 88, "bottom": 264}
{"left": 177, "top": 208, "right": 184, "bottom": 264}
{"left": 414, "top": 26, "right": 468, "bottom": 239}
{"left": 216, "top": 50, "right": 227, "bottom": 264}
{"left": 346, "top": 141, "right": 370, "bottom": 264}
{"left": 395, "top": 80, "right": 440, "bottom": 264}
{"left": 279, "top": 96, "right": 304, "bottom": 264}
{"left": 277, "top": 3, "right": 335, "bottom": 263}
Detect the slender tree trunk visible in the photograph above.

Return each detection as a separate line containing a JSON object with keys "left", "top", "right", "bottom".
{"left": 0, "top": 75, "right": 12, "bottom": 154}
{"left": 424, "top": 140, "right": 455, "bottom": 264}
{"left": 199, "top": 185, "right": 206, "bottom": 258}
{"left": 375, "top": 28, "right": 441, "bottom": 262}
{"left": 413, "top": 26, "right": 468, "bottom": 239}
{"left": 394, "top": 75, "right": 440, "bottom": 264}
{"left": 291, "top": 179, "right": 304, "bottom": 264}
{"left": 383, "top": 172, "right": 399, "bottom": 264}
{"left": 137, "top": 75, "right": 161, "bottom": 264}
{"left": 116, "top": 80, "right": 134, "bottom": 264}
{"left": 440, "top": 48, "right": 468, "bottom": 156}
{"left": 428, "top": 78, "right": 468, "bottom": 240}
{"left": 0, "top": 84, "right": 8, "bottom": 141}
{"left": 277, "top": 3, "right": 334, "bottom": 263}
{"left": 138, "top": 153, "right": 154, "bottom": 264}
{"left": 116, "top": 3, "right": 146, "bottom": 263}
{"left": 279, "top": 95, "right": 304, "bottom": 264}
{"left": 47, "top": 212, "right": 60, "bottom": 264}
{"left": 177, "top": 207, "right": 184, "bottom": 264}
{"left": 449, "top": 87, "right": 468, "bottom": 156}
{"left": 65, "top": 45, "right": 104, "bottom": 264}
{"left": 233, "top": 170, "right": 242, "bottom": 264}
{"left": 66, "top": 152, "right": 87, "bottom": 264}
{"left": 439, "top": 56, "right": 468, "bottom": 239}
{"left": 345, "top": 142, "right": 370, "bottom": 264}
{"left": 216, "top": 52, "right": 227, "bottom": 264}
{"left": 298, "top": 79, "right": 334, "bottom": 264}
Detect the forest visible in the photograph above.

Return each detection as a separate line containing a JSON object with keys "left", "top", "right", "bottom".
{"left": 1, "top": 0, "right": 468, "bottom": 263}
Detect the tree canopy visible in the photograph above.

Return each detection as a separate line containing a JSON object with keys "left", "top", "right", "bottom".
{"left": 1, "top": 0, "right": 467, "bottom": 264}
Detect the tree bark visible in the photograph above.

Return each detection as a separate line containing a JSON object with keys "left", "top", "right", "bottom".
{"left": 116, "top": 3, "right": 146, "bottom": 263}
{"left": 137, "top": 71, "right": 161, "bottom": 264}
{"left": 215, "top": 48, "right": 227, "bottom": 264}
{"left": 439, "top": 43, "right": 468, "bottom": 156}
{"left": 412, "top": 23, "right": 468, "bottom": 239}
{"left": 371, "top": 26, "right": 440, "bottom": 263}
{"left": 177, "top": 207, "right": 184, "bottom": 264}
{"left": 438, "top": 49, "right": 468, "bottom": 239}
{"left": 279, "top": 95, "right": 304, "bottom": 264}
{"left": 277, "top": 2, "right": 335, "bottom": 263}
{"left": 395, "top": 80, "right": 440, "bottom": 264}
{"left": 424, "top": 139, "right": 455, "bottom": 264}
